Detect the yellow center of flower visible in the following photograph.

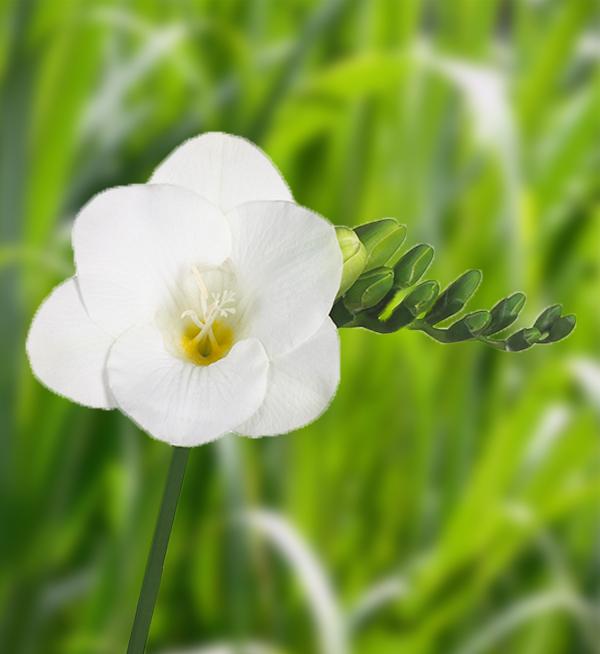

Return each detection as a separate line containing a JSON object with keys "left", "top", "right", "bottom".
{"left": 181, "top": 319, "right": 234, "bottom": 366}
{"left": 179, "top": 267, "right": 237, "bottom": 366}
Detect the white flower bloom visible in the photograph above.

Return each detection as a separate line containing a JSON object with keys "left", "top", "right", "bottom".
{"left": 27, "top": 133, "right": 342, "bottom": 446}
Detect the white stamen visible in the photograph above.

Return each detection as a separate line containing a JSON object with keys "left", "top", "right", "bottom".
{"left": 192, "top": 265, "right": 209, "bottom": 316}
{"left": 181, "top": 268, "right": 237, "bottom": 346}
{"left": 180, "top": 309, "right": 205, "bottom": 329}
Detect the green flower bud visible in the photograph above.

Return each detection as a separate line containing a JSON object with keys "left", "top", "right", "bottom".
{"left": 354, "top": 218, "right": 407, "bottom": 271}
{"left": 344, "top": 266, "right": 394, "bottom": 313}
{"left": 393, "top": 244, "right": 435, "bottom": 289}
{"left": 402, "top": 280, "right": 439, "bottom": 316}
{"left": 336, "top": 226, "right": 368, "bottom": 298}
{"left": 534, "top": 304, "right": 562, "bottom": 334}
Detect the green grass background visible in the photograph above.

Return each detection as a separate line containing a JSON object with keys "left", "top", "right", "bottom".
{"left": 1, "top": 1, "right": 600, "bottom": 652}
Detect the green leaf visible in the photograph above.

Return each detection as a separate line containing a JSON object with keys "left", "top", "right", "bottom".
{"left": 481, "top": 292, "right": 527, "bottom": 336}
{"left": 393, "top": 244, "right": 435, "bottom": 289}
{"left": 424, "top": 270, "right": 482, "bottom": 325}
{"left": 355, "top": 218, "right": 407, "bottom": 271}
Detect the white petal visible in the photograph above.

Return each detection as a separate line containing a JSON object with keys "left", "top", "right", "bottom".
{"left": 73, "top": 184, "right": 231, "bottom": 336}
{"left": 237, "top": 319, "right": 339, "bottom": 437}
{"left": 26, "top": 278, "right": 115, "bottom": 409}
{"left": 107, "top": 324, "right": 269, "bottom": 446}
{"left": 227, "top": 201, "right": 342, "bottom": 357}
{"left": 150, "top": 132, "right": 293, "bottom": 212}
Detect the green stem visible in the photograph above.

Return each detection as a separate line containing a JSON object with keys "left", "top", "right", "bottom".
{"left": 127, "top": 446, "right": 190, "bottom": 654}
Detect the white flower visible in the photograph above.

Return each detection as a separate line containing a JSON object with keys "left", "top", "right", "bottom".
{"left": 27, "top": 133, "right": 342, "bottom": 446}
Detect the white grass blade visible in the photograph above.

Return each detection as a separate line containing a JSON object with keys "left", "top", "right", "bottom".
{"left": 416, "top": 44, "right": 516, "bottom": 158}
{"left": 571, "top": 358, "right": 600, "bottom": 411}
{"left": 159, "top": 642, "right": 281, "bottom": 654}
{"left": 346, "top": 574, "right": 409, "bottom": 633}
{"left": 453, "top": 590, "right": 595, "bottom": 654}
{"left": 524, "top": 404, "right": 571, "bottom": 468}
{"left": 415, "top": 42, "right": 523, "bottom": 278}
{"left": 241, "top": 510, "right": 347, "bottom": 654}
{"left": 80, "top": 21, "right": 186, "bottom": 145}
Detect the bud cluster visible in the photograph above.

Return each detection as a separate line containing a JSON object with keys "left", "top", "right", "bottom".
{"left": 332, "top": 218, "right": 576, "bottom": 352}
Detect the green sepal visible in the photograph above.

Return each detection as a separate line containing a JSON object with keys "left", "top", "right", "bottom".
{"left": 353, "top": 303, "right": 414, "bottom": 333}
{"left": 424, "top": 270, "right": 482, "bottom": 325}
{"left": 344, "top": 267, "right": 394, "bottom": 313}
{"left": 330, "top": 299, "right": 354, "bottom": 328}
{"left": 335, "top": 226, "right": 368, "bottom": 298}
{"left": 352, "top": 281, "right": 439, "bottom": 334}
{"left": 481, "top": 292, "right": 526, "bottom": 336}
{"left": 507, "top": 327, "right": 542, "bottom": 352}
{"left": 447, "top": 310, "right": 492, "bottom": 341}
{"left": 355, "top": 219, "right": 407, "bottom": 271}
{"left": 393, "top": 244, "right": 435, "bottom": 289}
{"left": 413, "top": 310, "right": 491, "bottom": 343}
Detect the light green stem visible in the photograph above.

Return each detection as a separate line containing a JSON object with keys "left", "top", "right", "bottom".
{"left": 127, "top": 446, "right": 190, "bottom": 654}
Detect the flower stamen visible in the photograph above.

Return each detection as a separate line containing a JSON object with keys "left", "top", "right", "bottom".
{"left": 180, "top": 268, "right": 236, "bottom": 365}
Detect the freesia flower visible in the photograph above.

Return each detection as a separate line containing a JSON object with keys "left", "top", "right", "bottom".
{"left": 27, "top": 133, "right": 342, "bottom": 446}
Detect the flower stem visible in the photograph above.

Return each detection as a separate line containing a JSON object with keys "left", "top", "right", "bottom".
{"left": 127, "top": 446, "right": 190, "bottom": 654}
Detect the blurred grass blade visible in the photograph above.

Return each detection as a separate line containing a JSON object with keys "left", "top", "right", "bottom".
{"left": 160, "top": 643, "right": 281, "bottom": 654}
{"left": 454, "top": 590, "right": 590, "bottom": 654}
{"left": 347, "top": 575, "right": 409, "bottom": 633}
{"left": 241, "top": 511, "right": 346, "bottom": 654}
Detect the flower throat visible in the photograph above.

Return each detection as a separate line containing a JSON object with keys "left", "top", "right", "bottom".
{"left": 180, "top": 267, "right": 236, "bottom": 366}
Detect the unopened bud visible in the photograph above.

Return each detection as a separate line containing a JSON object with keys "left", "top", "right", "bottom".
{"left": 344, "top": 267, "right": 394, "bottom": 313}
{"left": 336, "top": 226, "right": 368, "bottom": 298}
{"left": 354, "top": 218, "right": 407, "bottom": 271}
{"left": 402, "top": 280, "right": 439, "bottom": 315}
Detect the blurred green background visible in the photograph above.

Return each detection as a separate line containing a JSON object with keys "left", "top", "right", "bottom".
{"left": 1, "top": 0, "right": 600, "bottom": 652}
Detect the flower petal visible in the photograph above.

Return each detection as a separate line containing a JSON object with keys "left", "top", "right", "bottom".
{"left": 227, "top": 201, "right": 342, "bottom": 356}
{"left": 150, "top": 132, "right": 293, "bottom": 212}
{"left": 26, "top": 278, "right": 115, "bottom": 409}
{"left": 73, "top": 184, "right": 231, "bottom": 337}
{"left": 237, "top": 319, "right": 339, "bottom": 437}
{"left": 107, "top": 324, "right": 269, "bottom": 446}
